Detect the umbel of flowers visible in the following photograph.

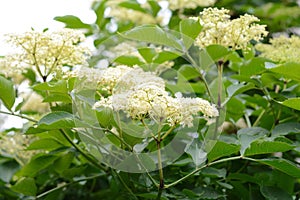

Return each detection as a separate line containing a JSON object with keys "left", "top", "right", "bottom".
{"left": 80, "top": 65, "right": 219, "bottom": 128}
{"left": 3, "top": 28, "right": 91, "bottom": 81}
{"left": 255, "top": 35, "right": 300, "bottom": 63}
{"left": 192, "top": 7, "right": 268, "bottom": 50}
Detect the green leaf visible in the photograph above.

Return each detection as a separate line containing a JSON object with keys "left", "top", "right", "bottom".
{"left": 202, "top": 167, "right": 226, "bottom": 178}
{"left": 244, "top": 140, "right": 295, "bottom": 156}
{"left": 0, "top": 159, "right": 20, "bottom": 183}
{"left": 95, "top": 107, "right": 115, "bottom": 129}
{"left": 19, "top": 155, "right": 58, "bottom": 177}
{"left": 37, "top": 111, "right": 75, "bottom": 130}
{"left": 92, "top": 0, "right": 107, "bottom": 28}
{"left": 116, "top": 154, "right": 156, "bottom": 172}
{"left": 119, "top": 1, "right": 146, "bottom": 13}
{"left": 138, "top": 47, "right": 157, "bottom": 63}
{"left": 33, "top": 80, "right": 68, "bottom": 93}
{"left": 280, "top": 98, "right": 300, "bottom": 111}
{"left": 26, "top": 138, "right": 64, "bottom": 151}
{"left": 154, "top": 51, "right": 181, "bottom": 63}
{"left": 178, "top": 65, "right": 201, "bottom": 80}
{"left": 269, "top": 62, "right": 300, "bottom": 81}
{"left": 61, "top": 166, "right": 87, "bottom": 180}
{"left": 179, "top": 18, "right": 202, "bottom": 50}
{"left": 205, "top": 45, "right": 231, "bottom": 62}
{"left": 208, "top": 141, "right": 240, "bottom": 162}
{"left": 54, "top": 15, "right": 91, "bottom": 29}
{"left": 240, "top": 57, "right": 267, "bottom": 76}
{"left": 43, "top": 93, "right": 72, "bottom": 103}
{"left": 228, "top": 173, "right": 259, "bottom": 184}
{"left": 226, "top": 83, "right": 256, "bottom": 99}
{"left": 114, "top": 55, "right": 144, "bottom": 66}
{"left": 121, "top": 25, "right": 183, "bottom": 51}
{"left": 148, "top": 1, "right": 161, "bottom": 16}
{"left": 242, "top": 45, "right": 255, "bottom": 60}
{"left": 11, "top": 177, "right": 37, "bottom": 196}
{"left": 137, "top": 193, "right": 168, "bottom": 200}
{"left": 272, "top": 122, "right": 300, "bottom": 137}
{"left": 260, "top": 186, "right": 293, "bottom": 200}
{"left": 54, "top": 152, "right": 75, "bottom": 173}
{"left": 256, "top": 158, "right": 300, "bottom": 178}
{"left": 185, "top": 139, "right": 207, "bottom": 166}
{"left": 237, "top": 127, "right": 269, "bottom": 156}
{"left": 226, "top": 97, "right": 246, "bottom": 121}
{"left": 0, "top": 75, "right": 15, "bottom": 110}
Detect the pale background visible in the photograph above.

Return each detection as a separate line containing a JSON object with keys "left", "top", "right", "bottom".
{"left": 0, "top": 0, "right": 95, "bottom": 129}
{"left": 0, "top": 0, "right": 95, "bottom": 55}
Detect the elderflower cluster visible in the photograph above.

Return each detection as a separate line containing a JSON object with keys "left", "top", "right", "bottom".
{"left": 107, "top": 1, "right": 160, "bottom": 25}
{"left": 193, "top": 7, "right": 268, "bottom": 50}
{"left": 67, "top": 65, "right": 133, "bottom": 93}
{"left": 20, "top": 92, "right": 50, "bottom": 114}
{"left": 255, "top": 35, "right": 300, "bottom": 63}
{"left": 0, "top": 58, "right": 25, "bottom": 84}
{"left": 4, "top": 28, "right": 91, "bottom": 79}
{"left": 0, "top": 132, "right": 39, "bottom": 165}
{"left": 162, "top": 0, "right": 216, "bottom": 10}
{"left": 93, "top": 67, "right": 218, "bottom": 127}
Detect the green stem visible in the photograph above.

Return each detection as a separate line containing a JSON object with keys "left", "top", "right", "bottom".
{"left": 36, "top": 173, "right": 106, "bottom": 199}
{"left": 114, "top": 170, "right": 138, "bottom": 200}
{"left": 165, "top": 156, "right": 242, "bottom": 188}
{"left": 156, "top": 130, "right": 164, "bottom": 199}
{"left": 161, "top": 125, "right": 176, "bottom": 141}
{"left": 185, "top": 52, "right": 215, "bottom": 103}
{"left": 104, "top": 128, "right": 133, "bottom": 151}
{"left": 59, "top": 129, "right": 107, "bottom": 171}
{"left": 0, "top": 110, "right": 38, "bottom": 123}
{"left": 213, "top": 61, "right": 223, "bottom": 139}
{"left": 252, "top": 109, "right": 266, "bottom": 127}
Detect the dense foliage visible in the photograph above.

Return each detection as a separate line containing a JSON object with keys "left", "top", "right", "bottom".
{"left": 0, "top": 0, "right": 300, "bottom": 199}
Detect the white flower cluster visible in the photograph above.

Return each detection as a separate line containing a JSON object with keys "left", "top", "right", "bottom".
{"left": 193, "top": 7, "right": 268, "bottom": 50}
{"left": 93, "top": 67, "right": 218, "bottom": 127}
{"left": 0, "top": 132, "right": 39, "bottom": 165}
{"left": 161, "top": 0, "right": 216, "bottom": 10}
{"left": 4, "top": 28, "right": 91, "bottom": 79}
{"left": 20, "top": 92, "right": 50, "bottom": 114}
{"left": 255, "top": 35, "right": 300, "bottom": 63}
{"left": 67, "top": 65, "right": 133, "bottom": 93}
{"left": 107, "top": 1, "right": 160, "bottom": 25}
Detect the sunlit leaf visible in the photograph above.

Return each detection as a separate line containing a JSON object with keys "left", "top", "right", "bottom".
{"left": 37, "top": 111, "right": 75, "bottom": 130}
{"left": 269, "top": 62, "right": 300, "bottom": 81}
{"left": 280, "top": 98, "right": 300, "bottom": 111}
{"left": 208, "top": 141, "right": 240, "bottom": 162}
{"left": 256, "top": 158, "right": 300, "bottom": 178}
{"left": 237, "top": 127, "right": 269, "bottom": 155}
{"left": 244, "top": 140, "right": 295, "bottom": 156}
{"left": 11, "top": 177, "right": 37, "bottom": 196}
{"left": 0, "top": 76, "right": 15, "bottom": 110}
{"left": 185, "top": 139, "right": 207, "bottom": 166}
{"left": 120, "top": 25, "right": 183, "bottom": 51}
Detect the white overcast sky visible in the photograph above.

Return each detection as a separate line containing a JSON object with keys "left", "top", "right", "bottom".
{"left": 0, "top": 0, "right": 96, "bottom": 129}
{"left": 0, "top": 0, "right": 96, "bottom": 55}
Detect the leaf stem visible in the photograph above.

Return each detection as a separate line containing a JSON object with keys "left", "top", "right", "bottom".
{"left": 114, "top": 170, "right": 138, "bottom": 200}
{"left": 213, "top": 61, "right": 223, "bottom": 139}
{"left": 165, "top": 156, "right": 243, "bottom": 188}
{"left": 59, "top": 129, "right": 107, "bottom": 171}
{"left": 156, "top": 131, "right": 164, "bottom": 199}
{"left": 0, "top": 110, "right": 38, "bottom": 123}
{"left": 36, "top": 173, "right": 106, "bottom": 199}
{"left": 185, "top": 52, "right": 214, "bottom": 103}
